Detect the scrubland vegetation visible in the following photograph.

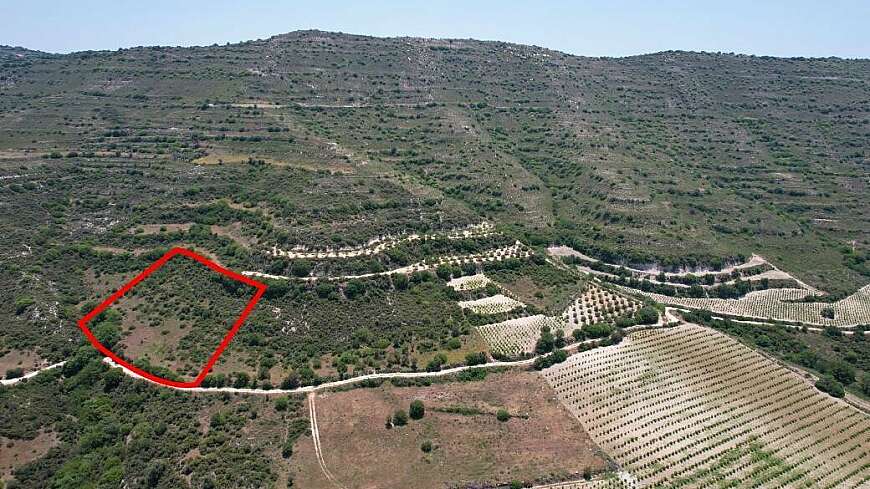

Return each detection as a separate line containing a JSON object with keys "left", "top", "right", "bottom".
{"left": 1, "top": 29, "right": 868, "bottom": 488}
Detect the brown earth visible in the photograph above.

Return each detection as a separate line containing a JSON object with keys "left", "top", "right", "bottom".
{"left": 289, "top": 371, "right": 605, "bottom": 489}
{"left": 0, "top": 350, "right": 42, "bottom": 378}
{"left": 0, "top": 431, "right": 59, "bottom": 482}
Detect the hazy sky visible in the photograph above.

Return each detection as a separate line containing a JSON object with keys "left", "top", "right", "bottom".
{"left": 2, "top": 0, "right": 868, "bottom": 58}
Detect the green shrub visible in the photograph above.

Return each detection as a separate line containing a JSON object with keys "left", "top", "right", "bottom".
{"left": 409, "top": 400, "right": 425, "bottom": 420}
{"left": 816, "top": 375, "right": 845, "bottom": 398}
{"left": 4, "top": 368, "right": 24, "bottom": 379}
{"left": 584, "top": 323, "right": 614, "bottom": 339}
{"left": 464, "top": 351, "right": 487, "bottom": 365}
{"left": 14, "top": 297, "right": 36, "bottom": 315}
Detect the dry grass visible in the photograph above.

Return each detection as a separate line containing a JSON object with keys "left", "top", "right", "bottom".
{"left": 0, "top": 431, "right": 59, "bottom": 483}
{"left": 0, "top": 350, "right": 42, "bottom": 378}
{"left": 289, "top": 371, "right": 606, "bottom": 489}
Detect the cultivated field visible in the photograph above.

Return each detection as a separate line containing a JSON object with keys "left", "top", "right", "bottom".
{"left": 561, "top": 284, "right": 641, "bottom": 329}
{"left": 447, "top": 273, "right": 492, "bottom": 291}
{"left": 245, "top": 241, "right": 532, "bottom": 281}
{"left": 624, "top": 284, "right": 870, "bottom": 328}
{"left": 476, "top": 315, "right": 566, "bottom": 356}
{"left": 269, "top": 222, "right": 495, "bottom": 259}
{"left": 541, "top": 323, "right": 870, "bottom": 488}
{"left": 458, "top": 293, "right": 525, "bottom": 315}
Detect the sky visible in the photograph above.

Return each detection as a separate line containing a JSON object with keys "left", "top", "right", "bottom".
{"left": 2, "top": 0, "right": 868, "bottom": 58}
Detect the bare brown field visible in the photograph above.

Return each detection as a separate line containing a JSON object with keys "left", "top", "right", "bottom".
{"left": 289, "top": 371, "right": 606, "bottom": 489}
{"left": 210, "top": 222, "right": 255, "bottom": 248}
{"left": 0, "top": 431, "right": 58, "bottom": 483}
{"left": 0, "top": 350, "right": 42, "bottom": 378}
{"left": 128, "top": 223, "right": 194, "bottom": 235}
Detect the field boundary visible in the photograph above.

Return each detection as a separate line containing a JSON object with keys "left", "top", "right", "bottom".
{"left": 77, "top": 247, "right": 267, "bottom": 389}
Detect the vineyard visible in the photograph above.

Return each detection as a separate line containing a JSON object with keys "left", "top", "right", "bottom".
{"left": 476, "top": 315, "right": 565, "bottom": 356}
{"left": 533, "top": 471, "right": 638, "bottom": 489}
{"left": 458, "top": 294, "right": 525, "bottom": 315}
{"left": 562, "top": 284, "right": 642, "bottom": 329}
{"left": 269, "top": 222, "right": 495, "bottom": 259}
{"left": 541, "top": 323, "right": 870, "bottom": 488}
{"left": 472, "top": 282, "right": 644, "bottom": 356}
{"left": 622, "top": 284, "right": 870, "bottom": 328}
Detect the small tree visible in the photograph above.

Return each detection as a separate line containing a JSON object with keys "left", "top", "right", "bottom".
{"left": 496, "top": 409, "right": 510, "bottom": 422}
{"left": 420, "top": 440, "right": 433, "bottom": 453}
{"left": 4, "top": 368, "right": 24, "bottom": 380}
{"left": 280, "top": 371, "right": 300, "bottom": 390}
{"left": 465, "top": 352, "right": 487, "bottom": 366}
{"left": 392, "top": 274, "right": 409, "bottom": 290}
{"left": 860, "top": 374, "right": 870, "bottom": 397}
{"left": 535, "top": 325, "right": 555, "bottom": 354}
{"left": 635, "top": 306, "right": 659, "bottom": 325}
{"left": 290, "top": 259, "right": 312, "bottom": 277}
{"left": 274, "top": 397, "right": 289, "bottom": 412}
{"left": 409, "top": 400, "right": 425, "bottom": 420}
{"left": 816, "top": 375, "right": 845, "bottom": 398}
{"left": 832, "top": 362, "right": 856, "bottom": 385}
{"left": 393, "top": 409, "right": 408, "bottom": 426}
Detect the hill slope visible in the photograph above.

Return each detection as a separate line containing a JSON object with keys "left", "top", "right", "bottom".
{"left": 2, "top": 31, "right": 867, "bottom": 294}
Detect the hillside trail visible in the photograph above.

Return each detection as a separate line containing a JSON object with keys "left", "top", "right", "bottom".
{"left": 308, "top": 392, "right": 346, "bottom": 489}
{"left": 0, "top": 361, "right": 65, "bottom": 385}
{"left": 4, "top": 309, "right": 683, "bottom": 394}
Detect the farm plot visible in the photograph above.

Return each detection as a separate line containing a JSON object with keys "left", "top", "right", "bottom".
{"left": 476, "top": 315, "right": 566, "bottom": 357}
{"left": 269, "top": 222, "right": 495, "bottom": 259}
{"left": 245, "top": 242, "right": 531, "bottom": 281}
{"left": 561, "top": 284, "right": 641, "bottom": 329}
{"left": 458, "top": 294, "right": 525, "bottom": 315}
{"left": 289, "top": 371, "right": 606, "bottom": 489}
{"left": 541, "top": 323, "right": 870, "bottom": 488}
{"left": 447, "top": 273, "right": 492, "bottom": 291}
{"left": 621, "top": 284, "right": 870, "bottom": 328}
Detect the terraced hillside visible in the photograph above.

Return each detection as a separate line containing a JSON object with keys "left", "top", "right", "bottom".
{"left": 1, "top": 30, "right": 869, "bottom": 489}
{"left": 542, "top": 323, "right": 870, "bottom": 488}
{"left": 2, "top": 31, "right": 868, "bottom": 295}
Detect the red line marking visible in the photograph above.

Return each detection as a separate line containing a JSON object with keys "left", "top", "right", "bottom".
{"left": 77, "top": 247, "right": 267, "bottom": 388}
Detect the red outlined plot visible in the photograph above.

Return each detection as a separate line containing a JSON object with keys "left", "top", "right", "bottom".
{"left": 78, "top": 247, "right": 267, "bottom": 388}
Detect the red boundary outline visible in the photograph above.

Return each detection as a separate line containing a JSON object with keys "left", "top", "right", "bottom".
{"left": 77, "top": 247, "right": 267, "bottom": 388}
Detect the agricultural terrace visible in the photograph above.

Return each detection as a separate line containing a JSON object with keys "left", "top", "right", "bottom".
{"left": 562, "top": 284, "right": 642, "bottom": 329}
{"left": 623, "top": 284, "right": 870, "bottom": 328}
{"left": 269, "top": 222, "right": 495, "bottom": 259}
{"left": 245, "top": 241, "right": 531, "bottom": 281}
{"left": 542, "top": 323, "right": 870, "bottom": 488}
{"left": 458, "top": 294, "right": 525, "bottom": 315}
{"left": 477, "top": 315, "right": 565, "bottom": 357}
{"left": 447, "top": 273, "right": 492, "bottom": 291}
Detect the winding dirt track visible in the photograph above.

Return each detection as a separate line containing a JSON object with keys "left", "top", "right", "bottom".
{"left": 3, "top": 310, "right": 682, "bottom": 395}
{"left": 308, "top": 392, "right": 346, "bottom": 489}
{"left": 0, "top": 361, "right": 66, "bottom": 385}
